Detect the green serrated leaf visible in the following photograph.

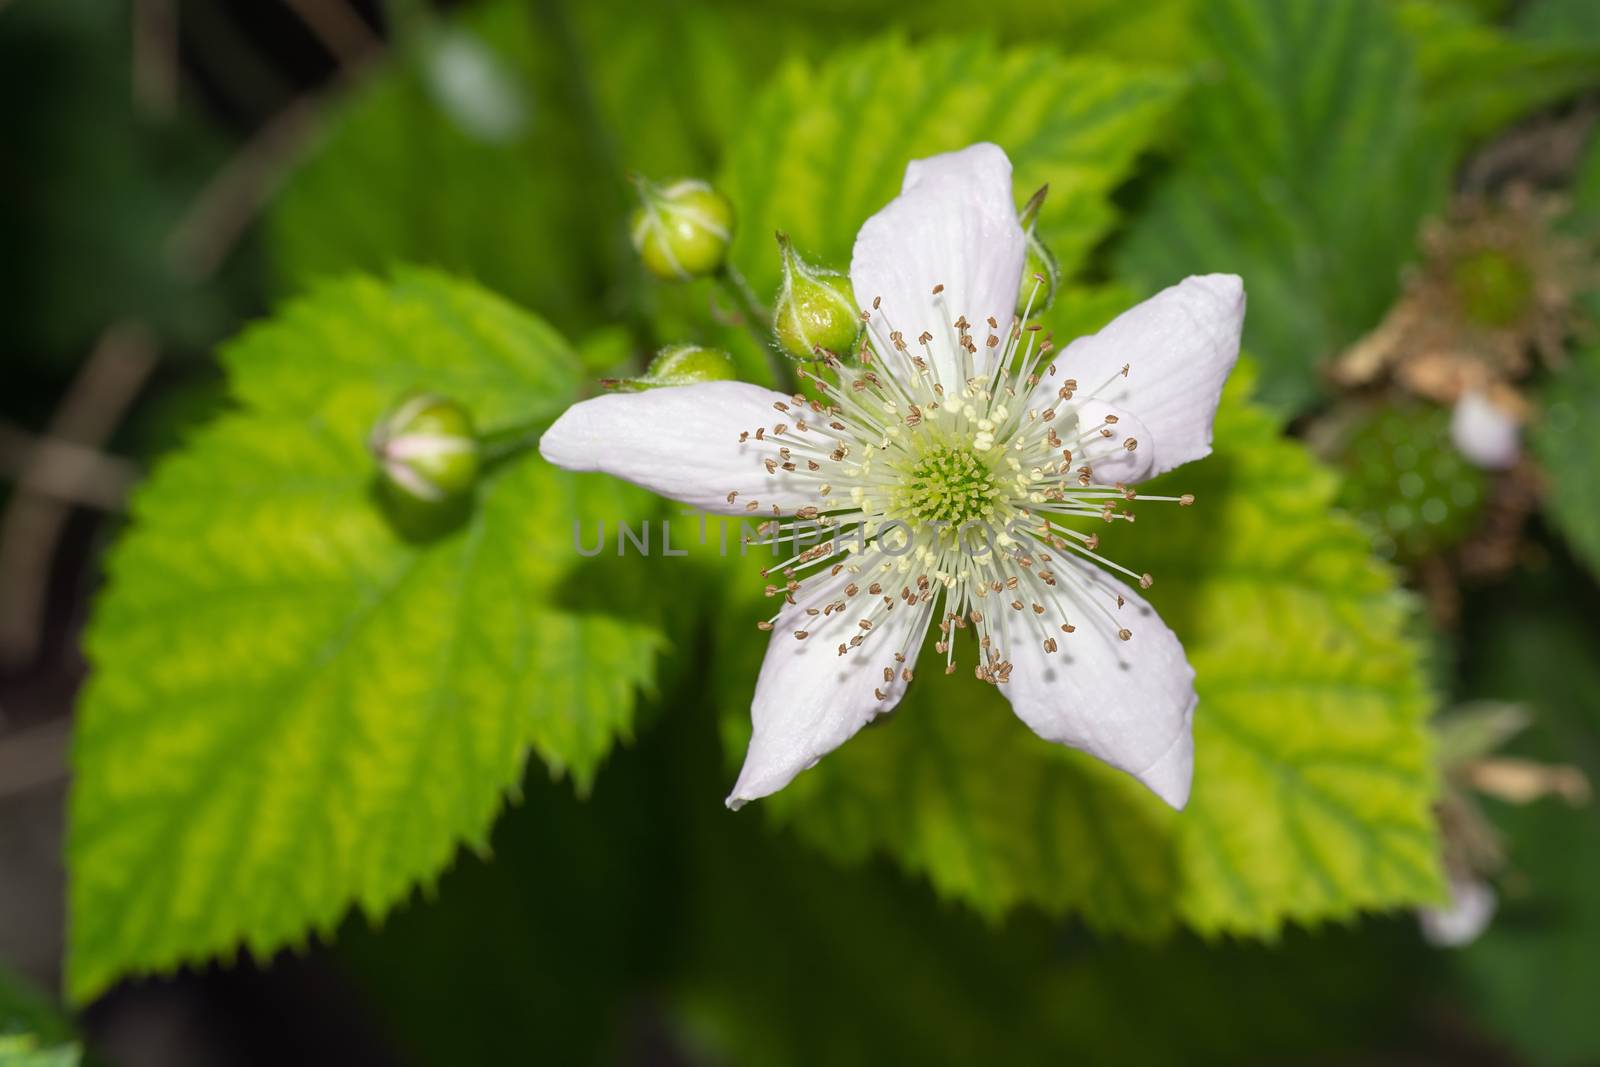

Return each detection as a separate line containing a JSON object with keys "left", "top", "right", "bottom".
{"left": 67, "top": 271, "right": 660, "bottom": 1003}
{"left": 1131, "top": 374, "right": 1442, "bottom": 933}
{"left": 719, "top": 365, "right": 1441, "bottom": 934}
{"left": 1532, "top": 344, "right": 1600, "bottom": 578}
{"left": 1117, "top": 0, "right": 1453, "bottom": 413}
{"left": 654, "top": 34, "right": 1182, "bottom": 384}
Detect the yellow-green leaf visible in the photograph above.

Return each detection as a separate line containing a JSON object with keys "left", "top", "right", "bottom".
{"left": 720, "top": 366, "right": 1442, "bottom": 934}
{"left": 67, "top": 271, "right": 660, "bottom": 1002}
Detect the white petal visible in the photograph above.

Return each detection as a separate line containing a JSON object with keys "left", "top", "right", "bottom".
{"left": 850, "top": 143, "right": 1026, "bottom": 387}
{"left": 1073, "top": 399, "right": 1155, "bottom": 485}
{"left": 1037, "top": 275, "right": 1245, "bottom": 481}
{"left": 538, "top": 381, "right": 813, "bottom": 515}
{"left": 727, "top": 552, "right": 932, "bottom": 808}
{"left": 1419, "top": 875, "right": 1497, "bottom": 947}
{"left": 996, "top": 558, "right": 1196, "bottom": 808}
{"left": 1450, "top": 389, "right": 1520, "bottom": 471}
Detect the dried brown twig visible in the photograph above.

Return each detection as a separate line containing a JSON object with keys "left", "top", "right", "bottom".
{"left": 0, "top": 323, "right": 158, "bottom": 670}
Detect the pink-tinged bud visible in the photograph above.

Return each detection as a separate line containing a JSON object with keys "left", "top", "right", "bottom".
{"left": 369, "top": 392, "right": 480, "bottom": 504}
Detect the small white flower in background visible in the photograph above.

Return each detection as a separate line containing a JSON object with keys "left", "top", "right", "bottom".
{"left": 1421, "top": 701, "right": 1592, "bottom": 948}
{"left": 421, "top": 28, "right": 529, "bottom": 144}
{"left": 541, "top": 143, "right": 1245, "bottom": 810}
{"left": 1420, "top": 874, "right": 1498, "bottom": 948}
{"left": 1449, "top": 388, "right": 1521, "bottom": 471}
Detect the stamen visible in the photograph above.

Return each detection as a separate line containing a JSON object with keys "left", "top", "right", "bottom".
{"left": 743, "top": 294, "right": 1189, "bottom": 687}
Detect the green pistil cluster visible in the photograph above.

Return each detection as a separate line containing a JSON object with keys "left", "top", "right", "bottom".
{"left": 1452, "top": 248, "right": 1533, "bottom": 329}
{"left": 895, "top": 445, "right": 1005, "bottom": 528}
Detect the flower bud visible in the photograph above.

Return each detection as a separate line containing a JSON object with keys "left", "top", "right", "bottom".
{"left": 773, "top": 233, "right": 859, "bottom": 360}
{"left": 1016, "top": 185, "right": 1059, "bottom": 318}
{"left": 369, "top": 392, "right": 481, "bottom": 504}
{"left": 603, "top": 344, "right": 737, "bottom": 392}
{"left": 630, "top": 177, "right": 735, "bottom": 281}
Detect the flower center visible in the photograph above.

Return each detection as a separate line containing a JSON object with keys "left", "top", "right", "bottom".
{"left": 893, "top": 443, "right": 1005, "bottom": 527}
{"left": 731, "top": 286, "right": 1192, "bottom": 686}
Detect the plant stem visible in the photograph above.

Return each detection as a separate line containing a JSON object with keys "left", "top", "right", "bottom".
{"left": 479, "top": 420, "right": 547, "bottom": 465}
{"left": 718, "top": 265, "right": 797, "bottom": 391}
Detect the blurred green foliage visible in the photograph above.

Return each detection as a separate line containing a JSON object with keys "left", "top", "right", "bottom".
{"left": 0, "top": 0, "right": 250, "bottom": 362}
{"left": 1118, "top": 0, "right": 1454, "bottom": 413}
{"left": 270, "top": 3, "right": 616, "bottom": 335}
{"left": 1455, "top": 568, "right": 1600, "bottom": 1066}
{"left": 1119, "top": 0, "right": 1600, "bottom": 413}
{"left": 1534, "top": 343, "right": 1600, "bottom": 579}
{"left": 0, "top": 971, "right": 78, "bottom": 1067}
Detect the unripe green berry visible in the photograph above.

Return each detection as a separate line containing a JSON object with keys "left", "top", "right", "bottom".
{"left": 630, "top": 178, "right": 735, "bottom": 281}
{"left": 604, "top": 344, "right": 738, "bottom": 392}
{"left": 1015, "top": 184, "right": 1058, "bottom": 318}
{"left": 369, "top": 392, "right": 480, "bottom": 504}
{"left": 773, "top": 233, "right": 859, "bottom": 360}
{"left": 1336, "top": 403, "right": 1487, "bottom": 563}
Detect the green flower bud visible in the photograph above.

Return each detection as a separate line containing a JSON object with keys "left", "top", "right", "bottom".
{"left": 630, "top": 177, "right": 735, "bottom": 281}
{"left": 603, "top": 344, "right": 738, "bottom": 392}
{"left": 1016, "top": 185, "right": 1058, "bottom": 318}
{"left": 369, "top": 392, "right": 481, "bottom": 504}
{"left": 773, "top": 233, "right": 859, "bottom": 360}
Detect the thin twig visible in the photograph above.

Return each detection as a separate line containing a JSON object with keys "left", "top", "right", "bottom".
{"left": 164, "top": 23, "right": 385, "bottom": 284}
{"left": 164, "top": 93, "right": 327, "bottom": 283}
{"left": 0, "top": 324, "right": 158, "bottom": 669}
{"left": 132, "top": 0, "right": 179, "bottom": 120}
{"left": 279, "top": 0, "right": 383, "bottom": 69}
{"left": 0, "top": 718, "right": 72, "bottom": 800}
{"left": 0, "top": 426, "right": 141, "bottom": 511}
